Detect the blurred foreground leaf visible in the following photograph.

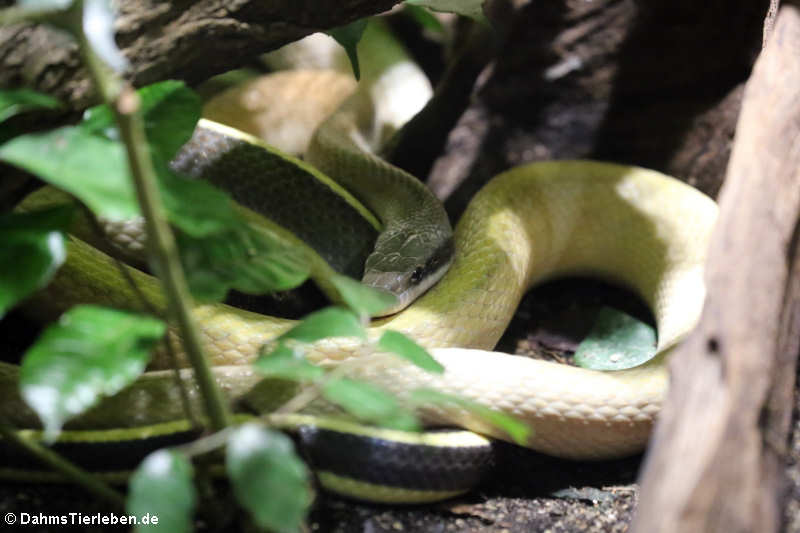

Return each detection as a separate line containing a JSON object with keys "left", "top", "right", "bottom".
{"left": 227, "top": 424, "right": 311, "bottom": 533}
{"left": 128, "top": 450, "right": 196, "bottom": 533}
{"left": 410, "top": 388, "right": 531, "bottom": 445}
{"left": 0, "top": 206, "right": 73, "bottom": 318}
{"left": 323, "top": 378, "right": 419, "bottom": 431}
{"left": 0, "top": 89, "right": 61, "bottom": 124}
{"left": 378, "top": 331, "right": 443, "bottom": 373}
{"left": 20, "top": 305, "right": 165, "bottom": 440}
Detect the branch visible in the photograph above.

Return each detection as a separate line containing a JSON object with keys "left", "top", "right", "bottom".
{"left": 64, "top": 0, "right": 234, "bottom": 431}
{"left": 0, "top": 0, "right": 403, "bottom": 110}
{"left": 632, "top": 5, "right": 800, "bottom": 532}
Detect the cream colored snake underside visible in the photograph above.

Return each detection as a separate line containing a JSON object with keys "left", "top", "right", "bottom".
{"left": 12, "top": 159, "right": 717, "bottom": 460}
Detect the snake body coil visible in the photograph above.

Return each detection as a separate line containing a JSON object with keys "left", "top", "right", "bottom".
{"left": 1, "top": 23, "right": 718, "bottom": 502}
{"left": 8, "top": 161, "right": 717, "bottom": 458}
{"left": 2, "top": 157, "right": 717, "bottom": 501}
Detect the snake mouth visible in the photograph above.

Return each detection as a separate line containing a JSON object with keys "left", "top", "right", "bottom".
{"left": 367, "top": 285, "right": 414, "bottom": 317}
{"left": 363, "top": 236, "right": 455, "bottom": 317}
{"left": 364, "top": 256, "right": 453, "bottom": 317}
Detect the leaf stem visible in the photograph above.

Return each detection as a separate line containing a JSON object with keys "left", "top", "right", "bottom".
{"left": 83, "top": 206, "right": 201, "bottom": 429}
{"left": 0, "top": 423, "right": 125, "bottom": 508}
{"left": 109, "top": 90, "right": 232, "bottom": 431}
{"left": 71, "top": 1, "right": 232, "bottom": 431}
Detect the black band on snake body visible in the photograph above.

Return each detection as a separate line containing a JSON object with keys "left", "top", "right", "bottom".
{"left": 298, "top": 426, "right": 493, "bottom": 501}
{"left": 0, "top": 417, "right": 494, "bottom": 503}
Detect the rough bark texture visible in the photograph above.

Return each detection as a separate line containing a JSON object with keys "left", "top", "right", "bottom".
{"left": 0, "top": 0, "right": 402, "bottom": 109}
{"left": 632, "top": 5, "right": 800, "bottom": 533}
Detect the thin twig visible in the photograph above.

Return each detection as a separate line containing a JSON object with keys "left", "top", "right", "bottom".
{"left": 68, "top": 0, "right": 232, "bottom": 431}
{"left": 162, "top": 334, "right": 202, "bottom": 429}
{"left": 108, "top": 89, "right": 232, "bottom": 431}
{"left": 82, "top": 168, "right": 200, "bottom": 430}
{"left": 173, "top": 426, "right": 235, "bottom": 458}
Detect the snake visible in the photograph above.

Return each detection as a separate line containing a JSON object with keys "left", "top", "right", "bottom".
{"left": 0, "top": 21, "right": 719, "bottom": 503}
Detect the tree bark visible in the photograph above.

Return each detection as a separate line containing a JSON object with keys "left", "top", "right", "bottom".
{"left": 0, "top": 0, "right": 402, "bottom": 109}
{"left": 632, "top": 5, "right": 800, "bottom": 533}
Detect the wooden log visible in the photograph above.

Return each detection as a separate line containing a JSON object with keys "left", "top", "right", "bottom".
{"left": 632, "top": 4, "right": 800, "bottom": 533}
{"left": 0, "top": 0, "right": 403, "bottom": 109}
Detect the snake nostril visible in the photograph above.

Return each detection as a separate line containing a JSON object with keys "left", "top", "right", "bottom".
{"left": 707, "top": 337, "right": 720, "bottom": 353}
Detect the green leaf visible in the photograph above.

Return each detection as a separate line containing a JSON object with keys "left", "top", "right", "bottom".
{"left": 403, "top": 4, "right": 445, "bottom": 33}
{"left": 378, "top": 330, "right": 444, "bottom": 373}
{"left": 322, "top": 378, "right": 420, "bottom": 431}
{"left": 76, "top": 80, "right": 307, "bottom": 302}
{"left": 409, "top": 388, "right": 531, "bottom": 445}
{"left": 573, "top": 306, "right": 657, "bottom": 370}
{"left": 0, "top": 206, "right": 73, "bottom": 318}
{"left": 327, "top": 18, "right": 368, "bottom": 80}
{"left": 83, "top": 80, "right": 201, "bottom": 161}
{"left": 0, "top": 82, "right": 212, "bottom": 229}
{"left": 254, "top": 343, "right": 325, "bottom": 381}
{"left": 19, "top": 305, "right": 165, "bottom": 440}
{"left": 82, "top": 0, "right": 129, "bottom": 72}
{"left": 404, "top": 0, "right": 488, "bottom": 24}
{"left": 177, "top": 219, "right": 309, "bottom": 302}
{"left": 80, "top": 81, "right": 309, "bottom": 299}
{"left": 227, "top": 424, "right": 311, "bottom": 533}
{"left": 328, "top": 273, "right": 397, "bottom": 317}
{"left": 156, "top": 156, "right": 239, "bottom": 237}
{"left": 0, "top": 126, "right": 139, "bottom": 220}
{"left": 81, "top": 80, "right": 226, "bottom": 236}
{"left": 0, "top": 89, "right": 61, "bottom": 124}
{"left": 128, "top": 450, "right": 196, "bottom": 533}
{"left": 0, "top": 79, "right": 309, "bottom": 305}
{"left": 278, "top": 307, "right": 365, "bottom": 344}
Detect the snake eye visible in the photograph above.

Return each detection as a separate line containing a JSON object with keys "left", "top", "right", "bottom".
{"left": 410, "top": 267, "right": 424, "bottom": 284}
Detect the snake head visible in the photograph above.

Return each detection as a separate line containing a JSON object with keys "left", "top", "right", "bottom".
{"left": 362, "top": 230, "right": 454, "bottom": 316}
